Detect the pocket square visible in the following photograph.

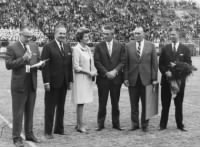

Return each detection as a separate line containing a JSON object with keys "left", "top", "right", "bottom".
{"left": 68, "top": 52, "right": 72, "bottom": 55}
{"left": 179, "top": 54, "right": 184, "bottom": 56}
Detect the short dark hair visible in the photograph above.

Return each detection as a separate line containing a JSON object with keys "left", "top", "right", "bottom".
{"left": 76, "top": 28, "right": 90, "bottom": 42}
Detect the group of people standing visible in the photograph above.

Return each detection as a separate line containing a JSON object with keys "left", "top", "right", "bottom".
{"left": 5, "top": 24, "right": 191, "bottom": 147}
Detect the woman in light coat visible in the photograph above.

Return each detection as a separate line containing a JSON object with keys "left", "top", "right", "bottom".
{"left": 71, "top": 27, "right": 97, "bottom": 133}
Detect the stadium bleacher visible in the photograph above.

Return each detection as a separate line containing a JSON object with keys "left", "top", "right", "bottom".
{"left": 0, "top": 0, "right": 200, "bottom": 45}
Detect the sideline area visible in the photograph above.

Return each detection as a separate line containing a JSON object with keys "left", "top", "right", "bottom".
{"left": 0, "top": 57, "right": 200, "bottom": 147}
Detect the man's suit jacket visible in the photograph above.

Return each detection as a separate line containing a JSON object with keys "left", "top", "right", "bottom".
{"left": 159, "top": 43, "right": 192, "bottom": 85}
{"left": 124, "top": 40, "right": 158, "bottom": 86}
{"left": 94, "top": 39, "right": 126, "bottom": 85}
{"left": 41, "top": 40, "right": 73, "bottom": 88}
{"left": 5, "top": 41, "right": 40, "bottom": 92}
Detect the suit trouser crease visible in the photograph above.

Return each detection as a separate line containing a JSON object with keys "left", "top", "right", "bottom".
{"left": 128, "top": 75, "right": 149, "bottom": 128}
{"left": 97, "top": 81, "right": 121, "bottom": 127}
{"left": 160, "top": 81, "right": 185, "bottom": 128}
{"left": 12, "top": 74, "right": 36, "bottom": 138}
{"left": 44, "top": 84, "right": 67, "bottom": 134}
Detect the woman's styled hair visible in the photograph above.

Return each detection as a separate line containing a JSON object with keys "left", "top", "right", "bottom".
{"left": 76, "top": 27, "right": 90, "bottom": 42}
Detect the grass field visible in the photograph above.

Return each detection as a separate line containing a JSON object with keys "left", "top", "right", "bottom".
{"left": 0, "top": 57, "right": 200, "bottom": 147}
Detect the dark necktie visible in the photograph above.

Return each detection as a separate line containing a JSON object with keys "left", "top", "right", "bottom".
{"left": 137, "top": 41, "right": 141, "bottom": 58}
{"left": 59, "top": 42, "right": 65, "bottom": 56}
{"left": 23, "top": 44, "right": 27, "bottom": 52}
{"left": 173, "top": 43, "right": 176, "bottom": 53}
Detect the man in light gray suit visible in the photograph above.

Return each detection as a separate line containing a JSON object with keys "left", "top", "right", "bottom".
{"left": 5, "top": 26, "right": 42, "bottom": 147}
{"left": 124, "top": 26, "right": 158, "bottom": 132}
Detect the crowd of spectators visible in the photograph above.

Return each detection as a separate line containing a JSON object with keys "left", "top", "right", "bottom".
{"left": 0, "top": 0, "right": 47, "bottom": 44}
{"left": 0, "top": 0, "right": 200, "bottom": 44}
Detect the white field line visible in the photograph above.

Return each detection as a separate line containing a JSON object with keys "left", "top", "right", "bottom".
{"left": 0, "top": 113, "right": 37, "bottom": 147}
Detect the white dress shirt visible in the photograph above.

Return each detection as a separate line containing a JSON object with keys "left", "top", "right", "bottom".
{"left": 106, "top": 39, "right": 113, "bottom": 56}
{"left": 172, "top": 42, "right": 180, "bottom": 52}
{"left": 55, "top": 39, "right": 63, "bottom": 51}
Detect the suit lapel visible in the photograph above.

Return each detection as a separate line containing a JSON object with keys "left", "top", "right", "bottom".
{"left": 140, "top": 40, "right": 147, "bottom": 61}
{"left": 16, "top": 41, "right": 26, "bottom": 55}
{"left": 170, "top": 43, "right": 178, "bottom": 59}
{"left": 110, "top": 40, "right": 117, "bottom": 58}
{"left": 174, "top": 43, "right": 183, "bottom": 59}
{"left": 53, "top": 40, "right": 63, "bottom": 57}
{"left": 133, "top": 41, "right": 140, "bottom": 61}
{"left": 176, "top": 43, "right": 182, "bottom": 54}
{"left": 103, "top": 41, "right": 111, "bottom": 59}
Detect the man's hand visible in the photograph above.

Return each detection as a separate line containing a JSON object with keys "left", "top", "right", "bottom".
{"left": 170, "top": 62, "right": 176, "bottom": 67}
{"left": 38, "top": 60, "right": 46, "bottom": 68}
{"left": 124, "top": 80, "right": 129, "bottom": 87}
{"left": 44, "top": 83, "right": 50, "bottom": 91}
{"left": 106, "top": 72, "right": 115, "bottom": 79}
{"left": 165, "top": 71, "right": 172, "bottom": 78}
{"left": 106, "top": 69, "right": 118, "bottom": 79}
{"left": 152, "top": 81, "right": 158, "bottom": 85}
{"left": 152, "top": 80, "right": 158, "bottom": 91}
{"left": 110, "top": 69, "right": 118, "bottom": 77}
{"left": 89, "top": 71, "right": 97, "bottom": 77}
{"left": 23, "top": 51, "right": 32, "bottom": 61}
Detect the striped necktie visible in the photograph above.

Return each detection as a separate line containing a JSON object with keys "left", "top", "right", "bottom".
{"left": 59, "top": 41, "right": 65, "bottom": 56}
{"left": 137, "top": 41, "right": 141, "bottom": 58}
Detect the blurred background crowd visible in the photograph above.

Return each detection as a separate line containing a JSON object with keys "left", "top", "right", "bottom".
{"left": 0, "top": 0, "right": 200, "bottom": 54}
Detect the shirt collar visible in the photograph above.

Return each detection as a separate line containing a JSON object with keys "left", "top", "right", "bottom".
{"left": 137, "top": 39, "right": 144, "bottom": 45}
{"left": 172, "top": 41, "right": 179, "bottom": 51}
{"left": 19, "top": 39, "right": 25, "bottom": 48}
{"left": 55, "top": 39, "right": 62, "bottom": 48}
{"left": 106, "top": 39, "right": 113, "bottom": 45}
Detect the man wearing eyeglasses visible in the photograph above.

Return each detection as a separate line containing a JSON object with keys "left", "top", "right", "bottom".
{"left": 5, "top": 26, "right": 42, "bottom": 147}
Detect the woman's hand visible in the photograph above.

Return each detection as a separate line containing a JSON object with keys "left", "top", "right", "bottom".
{"left": 89, "top": 71, "right": 97, "bottom": 77}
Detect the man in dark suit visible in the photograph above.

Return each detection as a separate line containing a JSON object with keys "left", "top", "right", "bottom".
{"left": 159, "top": 28, "right": 192, "bottom": 132}
{"left": 41, "top": 24, "right": 73, "bottom": 138}
{"left": 5, "top": 26, "right": 41, "bottom": 147}
{"left": 94, "top": 25, "right": 126, "bottom": 131}
{"left": 124, "top": 26, "right": 158, "bottom": 132}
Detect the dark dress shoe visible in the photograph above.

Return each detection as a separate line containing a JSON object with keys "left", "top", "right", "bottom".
{"left": 26, "top": 135, "right": 40, "bottom": 143}
{"left": 44, "top": 134, "right": 54, "bottom": 139}
{"left": 129, "top": 126, "right": 139, "bottom": 131}
{"left": 142, "top": 127, "right": 148, "bottom": 132}
{"left": 178, "top": 127, "right": 187, "bottom": 132}
{"left": 96, "top": 126, "right": 105, "bottom": 131}
{"left": 113, "top": 126, "right": 123, "bottom": 131}
{"left": 13, "top": 138, "right": 24, "bottom": 147}
{"left": 159, "top": 127, "right": 166, "bottom": 131}
{"left": 54, "top": 131, "right": 65, "bottom": 135}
